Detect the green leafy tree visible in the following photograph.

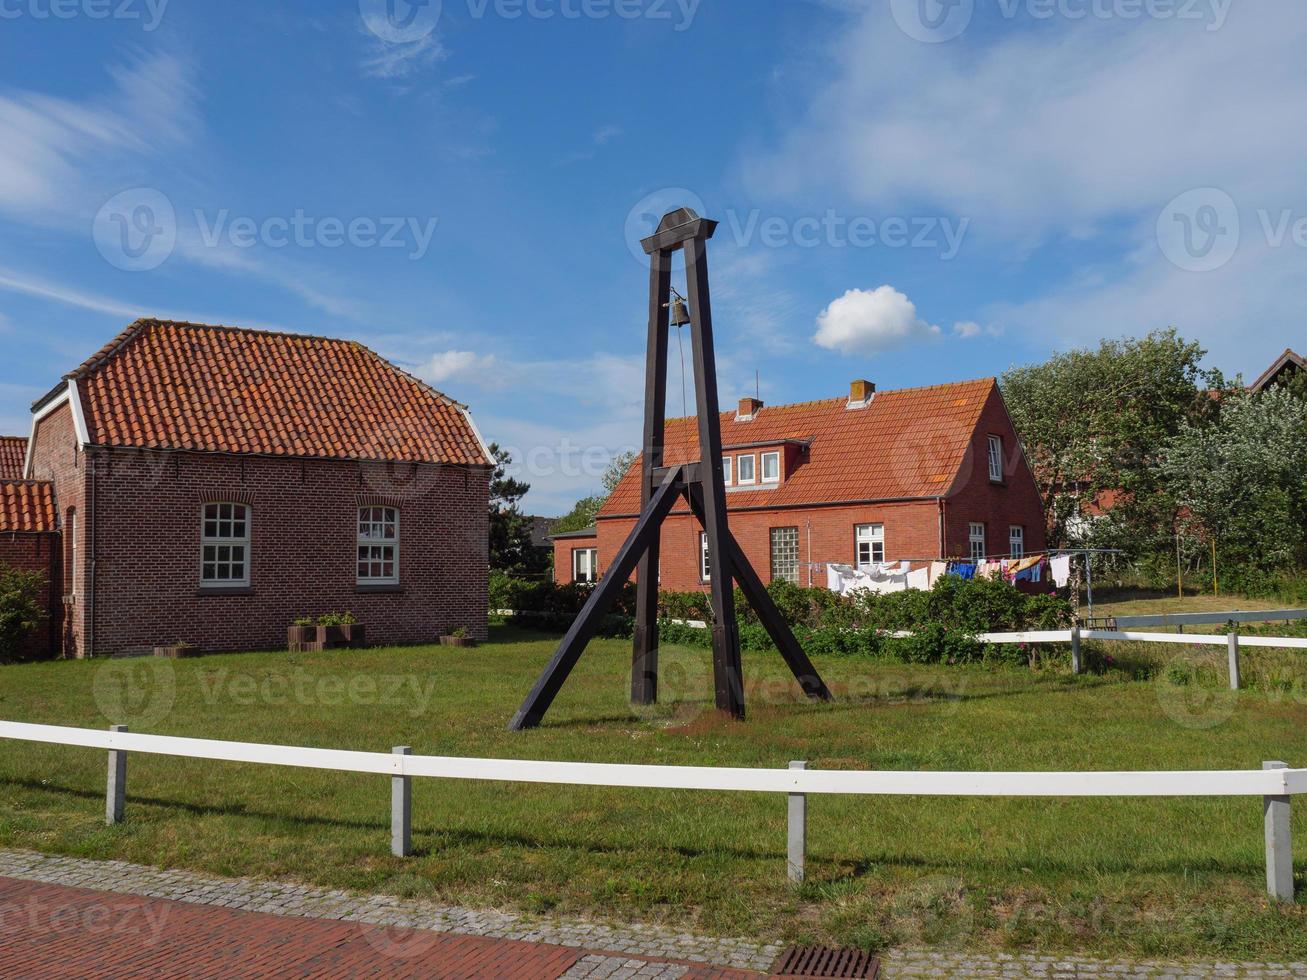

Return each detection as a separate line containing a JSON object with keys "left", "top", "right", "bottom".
{"left": 551, "top": 450, "right": 639, "bottom": 536}
{"left": 487, "top": 442, "right": 542, "bottom": 573}
{"left": 0, "top": 564, "right": 45, "bottom": 661}
{"left": 1160, "top": 387, "right": 1307, "bottom": 574}
{"left": 1001, "top": 329, "right": 1212, "bottom": 550}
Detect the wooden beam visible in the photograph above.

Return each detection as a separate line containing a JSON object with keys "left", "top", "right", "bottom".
{"left": 510, "top": 466, "right": 685, "bottom": 731}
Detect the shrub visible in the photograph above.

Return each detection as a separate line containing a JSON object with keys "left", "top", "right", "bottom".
{"left": 0, "top": 564, "right": 46, "bottom": 662}
{"left": 316, "top": 612, "right": 358, "bottom": 626}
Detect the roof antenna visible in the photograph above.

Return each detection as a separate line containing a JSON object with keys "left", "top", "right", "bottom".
{"left": 755, "top": 370, "right": 760, "bottom": 402}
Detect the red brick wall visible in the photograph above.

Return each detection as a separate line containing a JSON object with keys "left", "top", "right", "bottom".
{"left": 942, "top": 387, "right": 1048, "bottom": 560}
{"left": 83, "top": 449, "right": 489, "bottom": 655}
{"left": 25, "top": 401, "right": 86, "bottom": 656}
{"left": 0, "top": 533, "right": 60, "bottom": 659}
{"left": 553, "top": 536, "right": 598, "bottom": 585}
{"left": 590, "top": 499, "right": 945, "bottom": 593}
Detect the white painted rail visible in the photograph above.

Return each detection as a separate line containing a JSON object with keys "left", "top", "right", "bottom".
{"left": 0, "top": 720, "right": 1300, "bottom": 901}
{"left": 2, "top": 721, "right": 1303, "bottom": 797}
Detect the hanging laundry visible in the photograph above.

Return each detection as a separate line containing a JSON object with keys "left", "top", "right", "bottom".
{"left": 928, "top": 561, "right": 949, "bottom": 587}
{"left": 978, "top": 560, "right": 1003, "bottom": 580}
{"left": 1050, "top": 554, "right": 1073, "bottom": 588}
{"left": 946, "top": 561, "right": 977, "bottom": 581}
{"left": 906, "top": 566, "right": 931, "bottom": 591}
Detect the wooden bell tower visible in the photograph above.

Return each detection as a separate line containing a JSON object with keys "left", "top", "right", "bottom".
{"left": 509, "top": 208, "right": 831, "bottom": 731}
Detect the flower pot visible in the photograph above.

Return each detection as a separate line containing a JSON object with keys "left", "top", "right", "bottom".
{"left": 154, "top": 644, "right": 200, "bottom": 659}
{"left": 440, "top": 635, "right": 477, "bottom": 648}
{"left": 339, "top": 624, "right": 366, "bottom": 647}
{"left": 287, "top": 626, "right": 322, "bottom": 653}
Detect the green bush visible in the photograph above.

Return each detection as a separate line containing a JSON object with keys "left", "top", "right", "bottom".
{"left": 0, "top": 564, "right": 46, "bottom": 662}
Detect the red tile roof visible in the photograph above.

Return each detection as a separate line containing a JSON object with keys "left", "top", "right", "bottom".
{"left": 601, "top": 378, "right": 998, "bottom": 518}
{"left": 62, "top": 320, "right": 491, "bottom": 466}
{"left": 0, "top": 436, "right": 26, "bottom": 480}
{"left": 0, "top": 481, "right": 57, "bottom": 533}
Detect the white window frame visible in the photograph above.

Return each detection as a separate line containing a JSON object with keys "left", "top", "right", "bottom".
{"left": 855, "top": 523, "right": 884, "bottom": 570}
{"left": 700, "top": 531, "right": 711, "bottom": 582}
{"left": 969, "top": 522, "right": 986, "bottom": 560}
{"left": 721, "top": 456, "right": 733, "bottom": 486}
{"left": 572, "top": 547, "right": 598, "bottom": 585}
{"left": 987, "top": 435, "right": 1003, "bottom": 483}
{"left": 357, "top": 506, "right": 400, "bottom": 585}
{"left": 736, "top": 453, "right": 756, "bottom": 485}
{"left": 760, "top": 451, "right": 781, "bottom": 483}
{"left": 66, "top": 508, "right": 77, "bottom": 598}
{"left": 201, "top": 502, "right": 251, "bottom": 588}
{"left": 1009, "top": 525, "right": 1025, "bottom": 559}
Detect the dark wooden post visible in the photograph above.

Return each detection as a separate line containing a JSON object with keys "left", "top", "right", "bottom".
{"left": 681, "top": 233, "right": 744, "bottom": 719}
{"left": 631, "top": 246, "right": 672, "bottom": 706}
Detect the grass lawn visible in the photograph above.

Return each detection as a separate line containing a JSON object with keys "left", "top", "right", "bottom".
{"left": 1, "top": 625, "right": 1305, "bottom": 959}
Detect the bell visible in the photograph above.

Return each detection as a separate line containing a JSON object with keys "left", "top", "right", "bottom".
{"left": 667, "top": 294, "right": 691, "bottom": 327}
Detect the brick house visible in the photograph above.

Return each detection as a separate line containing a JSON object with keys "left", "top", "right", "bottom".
{"left": 0, "top": 472, "right": 60, "bottom": 658}
{"left": 12, "top": 318, "right": 492, "bottom": 658}
{"left": 554, "top": 378, "right": 1046, "bottom": 592}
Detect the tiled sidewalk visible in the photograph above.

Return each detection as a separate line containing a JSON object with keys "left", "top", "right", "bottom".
{"left": 2, "top": 849, "right": 1305, "bottom": 978}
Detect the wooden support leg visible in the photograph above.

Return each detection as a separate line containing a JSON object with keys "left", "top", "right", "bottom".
{"left": 685, "top": 484, "right": 831, "bottom": 703}
{"left": 510, "top": 467, "right": 684, "bottom": 731}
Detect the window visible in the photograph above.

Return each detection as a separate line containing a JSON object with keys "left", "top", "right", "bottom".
{"left": 700, "top": 531, "right": 711, "bottom": 581}
{"left": 855, "top": 523, "right": 884, "bottom": 570}
{"left": 987, "top": 435, "right": 1004, "bottom": 482}
{"left": 761, "top": 451, "right": 781, "bottom": 483}
{"left": 357, "top": 506, "right": 399, "bottom": 585}
{"left": 722, "top": 456, "right": 733, "bottom": 485}
{"left": 1009, "top": 525, "right": 1025, "bottom": 559}
{"left": 737, "top": 454, "right": 756, "bottom": 484}
{"left": 969, "top": 522, "right": 986, "bottom": 560}
{"left": 572, "top": 547, "right": 598, "bottom": 585}
{"left": 770, "top": 527, "right": 799, "bottom": 584}
{"left": 201, "top": 502, "right": 251, "bottom": 587}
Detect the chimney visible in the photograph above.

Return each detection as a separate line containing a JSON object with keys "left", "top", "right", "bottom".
{"left": 847, "top": 379, "right": 875, "bottom": 409}
{"left": 737, "top": 396, "right": 763, "bottom": 420}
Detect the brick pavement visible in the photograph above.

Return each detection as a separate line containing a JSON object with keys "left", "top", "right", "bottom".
{"left": 2, "top": 849, "right": 1306, "bottom": 978}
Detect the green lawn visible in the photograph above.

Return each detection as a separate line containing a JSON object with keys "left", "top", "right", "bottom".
{"left": 1, "top": 626, "right": 1304, "bottom": 958}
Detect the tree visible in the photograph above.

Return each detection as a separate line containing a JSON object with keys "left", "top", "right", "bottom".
{"left": 551, "top": 495, "right": 604, "bottom": 535}
{"left": 1000, "top": 329, "right": 1213, "bottom": 550}
{"left": 0, "top": 564, "right": 44, "bottom": 661}
{"left": 1160, "top": 387, "right": 1307, "bottom": 575}
{"left": 551, "top": 450, "right": 638, "bottom": 537}
{"left": 602, "top": 450, "right": 638, "bottom": 494}
{"left": 487, "top": 442, "right": 543, "bottom": 573}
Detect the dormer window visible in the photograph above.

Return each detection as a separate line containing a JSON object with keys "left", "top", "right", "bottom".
{"left": 737, "top": 454, "right": 756, "bottom": 485}
{"left": 761, "top": 451, "right": 781, "bottom": 483}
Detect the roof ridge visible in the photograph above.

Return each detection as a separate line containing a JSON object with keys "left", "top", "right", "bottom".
{"left": 66, "top": 318, "right": 467, "bottom": 411}
{"left": 663, "top": 377, "right": 996, "bottom": 424}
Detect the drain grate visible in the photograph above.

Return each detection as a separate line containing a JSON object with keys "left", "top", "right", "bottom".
{"left": 771, "top": 945, "right": 880, "bottom": 978}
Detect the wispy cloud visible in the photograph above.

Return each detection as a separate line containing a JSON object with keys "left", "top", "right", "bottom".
{"left": 557, "top": 124, "right": 623, "bottom": 165}
{"left": 360, "top": 33, "right": 446, "bottom": 80}
{"left": 0, "top": 49, "right": 198, "bottom": 223}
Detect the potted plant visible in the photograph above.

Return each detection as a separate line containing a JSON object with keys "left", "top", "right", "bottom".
{"left": 440, "top": 626, "right": 477, "bottom": 648}
{"left": 317, "top": 612, "right": 364, "bottom": 649}
{"left": 154, "top": 641, "right": 200, "bottom": 659}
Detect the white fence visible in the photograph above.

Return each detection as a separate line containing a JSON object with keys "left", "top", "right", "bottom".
{"left": 1114, "top": 608, "right": 1307, "bottom": 630}
{"left": 0, "top": 720, "right": 1300, "bottom": 902}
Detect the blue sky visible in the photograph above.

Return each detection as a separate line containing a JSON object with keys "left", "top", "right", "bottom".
{"left": 1, "top": 0, "right": 1302, "bottom": 514}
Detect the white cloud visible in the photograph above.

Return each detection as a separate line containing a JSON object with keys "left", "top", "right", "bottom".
{"left": 420, "top": 349, "right": 500, "bottom": 385}
{"left": 813, "top": 285, "right": 940, "bottom": 355}
{"left": 951, "top": 320, "right": 1001, "bottom": 340}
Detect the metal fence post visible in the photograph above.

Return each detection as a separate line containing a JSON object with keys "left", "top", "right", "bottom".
{"left": 106, "top": 725, "right": 127, "bottom": 826}
{"left": 788, "top": 760, "right": 806, "bottom": 885}
{"left": 1070, "top": 625, "right": 1082, "bottom": 676}
{"left": 392, "top": 746, "right": 412, "bottom": 858}
{"left": 1227, "top": 633, "right": 1241, "bottom": 691}
{"left": 1263, "top": 761, "right": 1294, "bottom": 903}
